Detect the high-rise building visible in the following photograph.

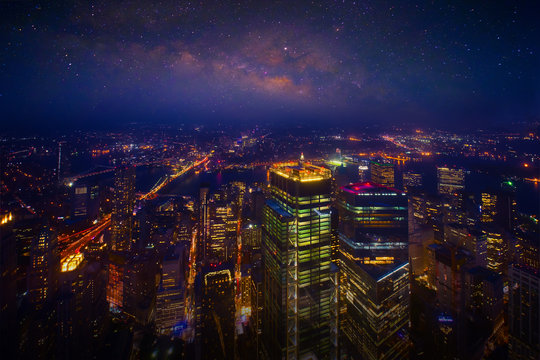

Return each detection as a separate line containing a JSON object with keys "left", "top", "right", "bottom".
{"left": 403, "top": 171, "right": 422, "bottom": 192}
{"left": 437, "top": 166, "right": 465, "bottom": 196}
{"left": 106, "top": 252, "right": 127, "bottom": 312}
{"left": 72, "top": 183, "right": 100, "bottom": 220}
{"left": 111, "top": 166, "right": 136, "bottom": 251}
{"left": 483, "top": 227, "right": 507, "bottom": 275}
{"left": 57, "top": 253, "right": 108, "bottom": 359}
{"left": 480, "top": 190, "right": 516, "bottom": 231}
{"left": 262, "top": 161, "right": 333, "bottom": 360}
{"left": 27, "top": 227, "right": 59, "bottom": 308}
{"left": 123, "top": 250, "right": 160, "bottom": 325}
{"left": 199, "top": 268, "right": 236, "bottom": 360}
{"left": 156, "top": 248, "right": 185, "bottom": 336}
{"left": 199, "top": 183, "right": 210, "bottom": 261}
{"left": 370, "top": 160, "right": 395, "bottom": 187}
{"left": 0, "top": 222, "right": 18, "bottom": 358}
{"left": 241, "top": 222, "right": 262, "bottom": 249}
{"left": 357, "top": 160, "right": 370, "bottom": 182}
{"left": 208, "top": 200, "right": 230, "bottom": 263}
{"left": 336, "top": 182, "right": 409, "bottom": 360}
{"left": 508, "top": 264, "right": 539, "bottom": 360}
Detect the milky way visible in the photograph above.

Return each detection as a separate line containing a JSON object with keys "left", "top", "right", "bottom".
{"left": 1, "top": 0, "right": 538, "bottom": 129}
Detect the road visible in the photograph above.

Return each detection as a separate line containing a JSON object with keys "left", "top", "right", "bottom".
{"left": 60, "top": 156, "right": 210, "bottom": 262}
{"left": 182, "top": 228, "right": 198, "bottom": 342}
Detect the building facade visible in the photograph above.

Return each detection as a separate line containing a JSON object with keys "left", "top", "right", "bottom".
{"left": 262, "top": 161, "right": 333, "bottom": 360}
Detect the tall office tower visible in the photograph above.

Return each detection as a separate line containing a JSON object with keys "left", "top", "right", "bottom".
{"left": 208, "top": 201, "right": 229, "bottom": 263}
{"left": 403, "top": 171, "right": 422, "bottom": 192}
{"left": 251, "top": 188, "right": 266, "bottom": 223}
{"left": 480, "top": 190, "right": 516, "bottom": 231}
{"left": 57, "top": 253, "right": 88, "bottom": 358}
{"left": 57, "top": 255, "right": 109, "bottom": 359}
{"left": 200, "top": 269, "right": 236, "bottom": 360}
{"left": 27, "top": 227, "right": 60, "bottom": 308}
{"left": 464, "top": 266, "right": 503, "bottom": 324}
{"left": 156, "top": 248, "right": 185, "bottom": 336}
{"left": 508, "top": 264, "right": 539, "bottom": 360}
{"left": 107, "top": 252, "right": 127, "bottom": 312}
{"left": 123, "top": 251, "right": 160, "bottom": 325}
{"left": 357, "top": 160, "right": 370, "bottom": 182}
{"left": 515, "top": 233, "right": 540, "bottom": 270}
{"left": 241, "top": 222, "right": 262, "bottom": 249}
{"left": 199, "top": 184, "right": 210, "bottom": 261}
{"left": 262, "top": 161, "right": 333, "bottom": 360}
{"left": 444, "top": 225, "right": 488, "bottom": 267}
{"left": 111, "top": 165, "right": 136, "bottom": 251}
{"left": 426, "top": 244, "right": 472, "bottom": 314}
{"left": 336, "top": 182, "right": 409, "bottom": 360}
{"left": 250, "top": 265, "right": 264, "bottom": 358}
{"left": 72, "top": 183, "right": 100, "bottom": 220}
{"left": 483, "top": 227, "right": 507, "bottom": 275}
{"left": 370, "top": 160, "right": 395, "bottom": 187}
{"left": 480, "top": 192, "right": 497, "bottom": 223}
{"left": 0, "top": 223, "right": 18, "bottom": 358}
{"left": 437, "top": 166, "right": 465, "bottom": 196}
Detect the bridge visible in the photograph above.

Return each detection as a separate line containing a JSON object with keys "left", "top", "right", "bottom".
{"left": 60, "top": 155, "right": 210, "bottom": 262}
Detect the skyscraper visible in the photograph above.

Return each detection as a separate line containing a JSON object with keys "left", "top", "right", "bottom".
{"left": 370, "top": 161, "right": 395, "bottom": 188}
{"left": 336, "top": 182, "right": 409, "bottom": 360}
{"left": 508, "top": 264, "right": 539, "bottom": 360}
{"left": 156, "top": 248, "right": 185, "bottom": 336}
{"left": 27, "top": 227, "right": 59, "bottom": 308}
{"left": 111, "top": 165, "right": 136, "bottom": 251}
{"left": 437, "top": 166, "right": 465, "bottom": 196}
{"left": 199, "top": 183, "right": 210, "bottom": 261}
{"left": 403, "top": 171, "right": 422, "bottom": 192}
{"left": 262, "top": 160, "right": 333, "bottom": 360}
{"left": 199, "top": 268, "right": 236, "bottom": 360}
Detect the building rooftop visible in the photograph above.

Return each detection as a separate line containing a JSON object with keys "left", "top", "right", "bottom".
{"left": 271, "top": 161, "right": 332, "bottom": 182}
{"left": 341, "top": 181, "right": 404, "bottom": 195}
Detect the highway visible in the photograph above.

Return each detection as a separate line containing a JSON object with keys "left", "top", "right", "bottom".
{"left": 60, "top": 214, "right": 111, "bottom": 260}
{"left": 60, "top": 156, "right": 210, "bottom": 262}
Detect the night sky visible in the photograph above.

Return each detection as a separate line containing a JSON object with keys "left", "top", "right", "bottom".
{"left": 1, "top": 0, "right": 538, "bottom": 130}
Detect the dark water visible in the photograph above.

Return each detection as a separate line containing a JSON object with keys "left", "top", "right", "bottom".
{"left": 137, "top": 167, "right": 268, "bottom": 197}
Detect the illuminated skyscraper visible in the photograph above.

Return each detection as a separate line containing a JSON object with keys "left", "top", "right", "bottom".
{"left": 437, "top": 166, "right": 465, "bottom": 196}
{"left": 480, "top": 189, "right": 516, "bottom": 231}
{"left": 370, "top": 160, "right": 395, "bottom": 187}
{"left": 336, "top": 182, "right": 409, "bottom": 360}
{"left": 111, "top": 165, "right": 136, "bottom": 251}
{"left": 241, "top": 222, "right": 262, "bottom": 249}
{"left": 483, "top": 227, "right": 507, "bottom": 275}
{"left": 357, "top": 160, "right": 370, "bottom": 182}
{"left": 262, "top": 161, "right": 333, "bottom": 360}
{"left": 156, "top": 249, "right": 185, "bottom": 336}
{"left": 199, "top": 183, "right": 210, "bottom": 261}
{"left": 403, "top": 171, "right": 422, "bottom": 192}
{"left": 106, "top": 252, "right": 126, "bottom": 312}
{"left": 480, "top": 192, "right": 497, "bottom": 223}
{"left": 27, "top": 227, "right": 59, "bottom": 308}
{"left": 208, "top": 200, "right": 231, "bottom": 263}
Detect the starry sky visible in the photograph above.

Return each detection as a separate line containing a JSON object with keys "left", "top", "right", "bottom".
{"left": 1, "top": 0, "right": 538, "bottom": 130}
